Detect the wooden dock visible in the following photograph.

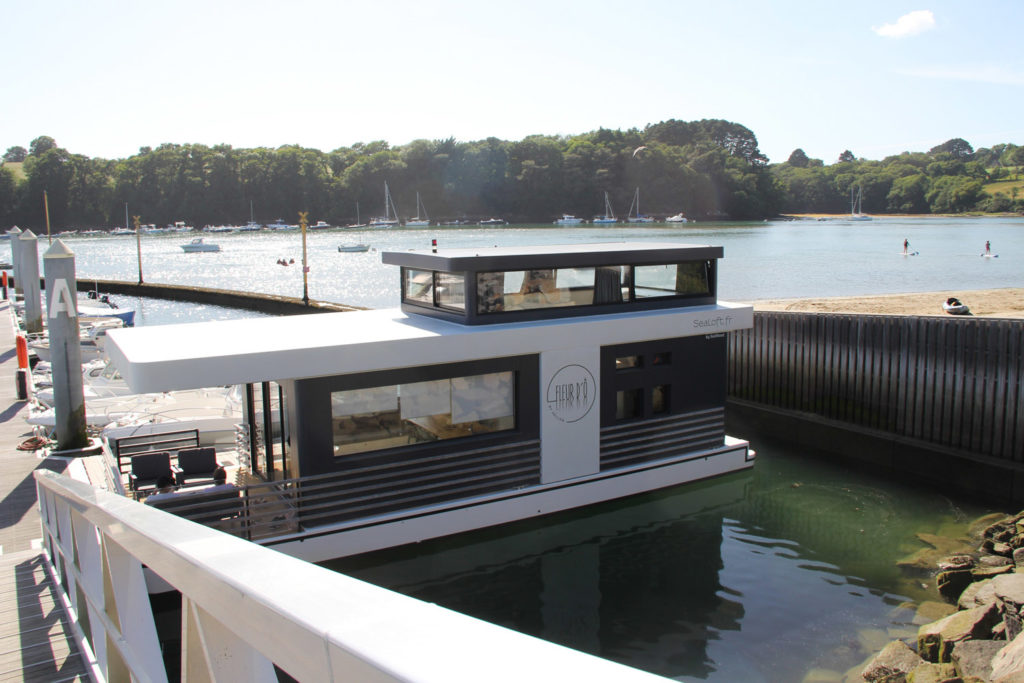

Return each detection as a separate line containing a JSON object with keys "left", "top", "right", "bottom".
{"left": 0, "top": 299, "right": 90, "bottom": 682}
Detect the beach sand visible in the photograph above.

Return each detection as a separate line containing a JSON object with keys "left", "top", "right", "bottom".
{"left": 745, "top": 288, "right": 1024, "bottom": 318}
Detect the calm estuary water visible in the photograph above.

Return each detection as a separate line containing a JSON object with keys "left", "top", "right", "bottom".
{"left": 12, "top": 217, "right": 1014, "bottom": 680}
{"left": 15, "top": 215, "right": 1023, "bottom": 325}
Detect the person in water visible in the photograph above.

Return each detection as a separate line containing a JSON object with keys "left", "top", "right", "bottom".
{"left": 985, "top": 240, "right": 991, "bottom": 255}
{"left": 903, "top": 239, "right": 909, "bottom": 255}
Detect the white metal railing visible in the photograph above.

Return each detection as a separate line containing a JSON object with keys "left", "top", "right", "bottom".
{"left": 35, "top": 470, "right": 667, "bottom": 682}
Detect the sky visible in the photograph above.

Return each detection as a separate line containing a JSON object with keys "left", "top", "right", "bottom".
{"left": 3, "top": 0, "right": 1023, "bottom": 165}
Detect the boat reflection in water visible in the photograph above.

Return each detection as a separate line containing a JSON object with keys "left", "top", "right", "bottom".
{"left": 329, "top": 435, "right": 989, "bottom": 682}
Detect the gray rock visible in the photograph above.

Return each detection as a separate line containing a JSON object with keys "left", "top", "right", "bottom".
{"left": 918, "top": 603, "right": 1000, "bottom": 663}
{"left": 959, "top": 578, "right": 999, "bottom": 611}
{"left": 991, "top": 630, "right": 1024, "bottom": 681}
{"left": 1012, "top": 546, "right": 1024, "bottom": 569}
{"left": 862, "top": 640, "right": 922, "bottom": 682}
{"left": 937, "top": 568, "right": 976, "bottom": 603}
{"left": 994, "top": 574, "right": 1024, "bottom": 640}
{"left": 952, "top": 639, "right": 1005, "bottom": 680}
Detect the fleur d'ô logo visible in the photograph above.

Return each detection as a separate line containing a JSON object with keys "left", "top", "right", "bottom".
{"left": 545, "top": 364, "right": 596, "bottom": 423}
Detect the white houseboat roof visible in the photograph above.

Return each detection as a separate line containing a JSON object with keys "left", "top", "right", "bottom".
{"left": 105, "top": 303, "right": 752, "bottom": 394}
{"left": 382, "top": 241, "right": 723, "bottom": 271}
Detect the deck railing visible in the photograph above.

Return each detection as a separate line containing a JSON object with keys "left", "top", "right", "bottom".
{"left": 35, "top": 470, "right": 665, "bottom": 682}
{"left": 727, "top": 312, "right": 1024, "bottom": 462}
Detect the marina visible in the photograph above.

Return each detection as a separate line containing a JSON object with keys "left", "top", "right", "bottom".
{"left": 0, "top": 216, "right": 1020, "bottom": 681}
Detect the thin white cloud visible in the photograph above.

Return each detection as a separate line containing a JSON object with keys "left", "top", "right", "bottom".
{"left": 873, "top": 10, "right": 936, "bottom": 38}
{"left": 895, "top": 64, "right": 1024, "bottom": 86}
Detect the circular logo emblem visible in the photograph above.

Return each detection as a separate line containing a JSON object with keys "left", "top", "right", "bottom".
{"left": 545, "top": 364, "right": 597, "bottom": 423}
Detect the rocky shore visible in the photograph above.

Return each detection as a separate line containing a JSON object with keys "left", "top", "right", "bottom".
{"left": 858, "top": 510, "right": 1024, "bottom": 682}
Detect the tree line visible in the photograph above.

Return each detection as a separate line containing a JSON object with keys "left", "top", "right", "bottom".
{"left": 1, "top": 126, "right": 1021, "bottom": 231}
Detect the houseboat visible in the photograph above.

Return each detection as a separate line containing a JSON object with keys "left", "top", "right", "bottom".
{"left": 104, "top": 242, "right": 754, "bottom": 562}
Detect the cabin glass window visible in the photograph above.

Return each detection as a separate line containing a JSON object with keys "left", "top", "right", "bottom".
{"left": 332, "top": 371, "right": 515, "bottom": 456}
{"left": 616, "top": 388, "right": 643, "bottom": 420}
{"left": 404, "top": 269, "right": 435, "bottom": 305}
{"left": 634, "top": 261, "right": 711, "bottom": 298}
{"left": 652, "top": 385, "right": 670, "bottom": 414}
{"left": 435, "top": 272, "right": 466, "bottom": 311}
{"left": 616, "top": 355, "right": 641, "bottom": 370}
{"left": 476, "top": 268, "right": 597, "bottom": 313}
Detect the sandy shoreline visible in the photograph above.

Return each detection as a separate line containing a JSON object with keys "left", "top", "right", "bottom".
{"left": 743, "top": 288, "right": 1024, "bottom": 318}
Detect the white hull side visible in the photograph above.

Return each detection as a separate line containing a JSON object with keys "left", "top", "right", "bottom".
{"left": 265, "top": 437, "right": 752, "bottom": 563}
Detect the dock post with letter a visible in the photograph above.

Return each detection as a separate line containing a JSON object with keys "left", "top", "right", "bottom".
{"left": 43, "top": 240, "right": 89, "bottom": 450}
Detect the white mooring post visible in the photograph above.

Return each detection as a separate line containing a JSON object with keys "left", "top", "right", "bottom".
{"left": 8, "top": 226, "right": 22, "bottom": 296}
{"left": 19, "top": 229, "right": 43, "bottom": 334}
{"left": 43, "top": 239, "right": 89, "bottom": 449}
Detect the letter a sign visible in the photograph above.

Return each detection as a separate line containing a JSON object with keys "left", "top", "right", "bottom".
{"left": 48, "top": 278, "right": 77, "bottom": 319}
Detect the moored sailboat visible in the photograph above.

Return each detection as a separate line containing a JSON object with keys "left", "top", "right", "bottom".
{"left": 406, "top": 192, "right": 430, "bottom": 226}
{"left": 626, "top": 187, "right": 655, "bottom": 223}
{"left": 368, "top": 182, "right": 400, "bottom": 228}
{"left": 593, "top": 192, "right": 617, "bottom": 225}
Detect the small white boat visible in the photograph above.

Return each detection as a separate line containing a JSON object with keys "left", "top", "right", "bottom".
{"left": 338, "top": 244, "right": 371, "bottom": 253}
{"left": 309, "top": 221, "right": 333, "bottom": 230}
{"left": 555, "top": 214, "right": 583, "bottom": 225}
{"left": 28, "top": 318, "right": 124, "bottom": 363}
{"left": 942, "top": 297, "right": 970, "bottom": 315}
{"left": 266, "top": 219, "right": 298, "bottom": 231}
{"left": 181, "top": 238, "right": 221, "bottom": 253}
{"left": 666, "top": 213, "right": 689, "bottom": 223}
{"left": 478, "top": 218, "right": 506, "bottom": 225}
{"left": 110, "top": 227, "right": 136, "bottom": 235}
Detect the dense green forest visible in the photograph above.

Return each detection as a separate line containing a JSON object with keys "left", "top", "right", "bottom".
{"left": 1, "top": 123, "right": 1022, "bottom": 230}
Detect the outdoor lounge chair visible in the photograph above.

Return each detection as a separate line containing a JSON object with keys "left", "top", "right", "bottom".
{"left": 129, "top": 451, "right": 173, "bottom": 494}
{"left": 172, "top": 446, "right": 220, "bottom": 488}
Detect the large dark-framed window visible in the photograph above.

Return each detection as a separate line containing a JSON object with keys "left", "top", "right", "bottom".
{"left": 289, "top": 355, "right": 539, "bottom": 476}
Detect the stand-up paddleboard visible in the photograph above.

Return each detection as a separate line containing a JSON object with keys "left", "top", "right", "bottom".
{"left": 900, "top": 251, "right": 920, "bottom": 256}
{"left": 981, "top": 253, "right": 999, "bottom": 258}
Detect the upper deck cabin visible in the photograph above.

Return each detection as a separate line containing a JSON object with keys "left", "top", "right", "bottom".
{"left": 383, "top": 242, "right": 721, "bottom": 325}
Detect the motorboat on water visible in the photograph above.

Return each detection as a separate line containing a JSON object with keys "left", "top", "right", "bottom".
{"left": 29, "top": 385, "right": 242, "bottom": 445}
{"left": 478, "top": 218, "right": 506, "bottom": 225}
{"left": 666, "top": 213, "right": 689, "bottom": 223}
{"left": 33, "top": 358, "right": 132, "bottom": 406}
{"left": 338, "top": 244, "right": 371, "bottom": 253}
{"left": 555, "top": 214, "right": 583, "bottom": 225}
{"left": 181, "top": 238, "right": 221, "bottom": 253}
{"left": 80, "top": 290, "right": 135, "bottom": 326}
{"left": 310, "top": 221, "right": 333, "bottom": 230}
{"left": 28, "top": 317, "right": 124, "bottom": 363}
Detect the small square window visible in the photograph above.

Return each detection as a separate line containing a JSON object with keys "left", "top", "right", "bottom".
{"left": 652, "top": 385, "right": 670, "bottom": 414}
{"left": 616, "top": 355, "right": 641, "bottom": 371}
{"left": 616, "top": 388, "right": 643, "bottom": 420}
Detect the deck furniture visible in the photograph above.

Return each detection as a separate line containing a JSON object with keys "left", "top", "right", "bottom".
{"left": 172, "top": 446, "right": 220, "bottom": 488}
{"left": 128, "top": 451, "right": 173, "bottom": 495}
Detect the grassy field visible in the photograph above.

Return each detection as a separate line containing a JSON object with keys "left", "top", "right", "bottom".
{"left": 984, "top": 175, "right": 1024, "bottom": 197}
